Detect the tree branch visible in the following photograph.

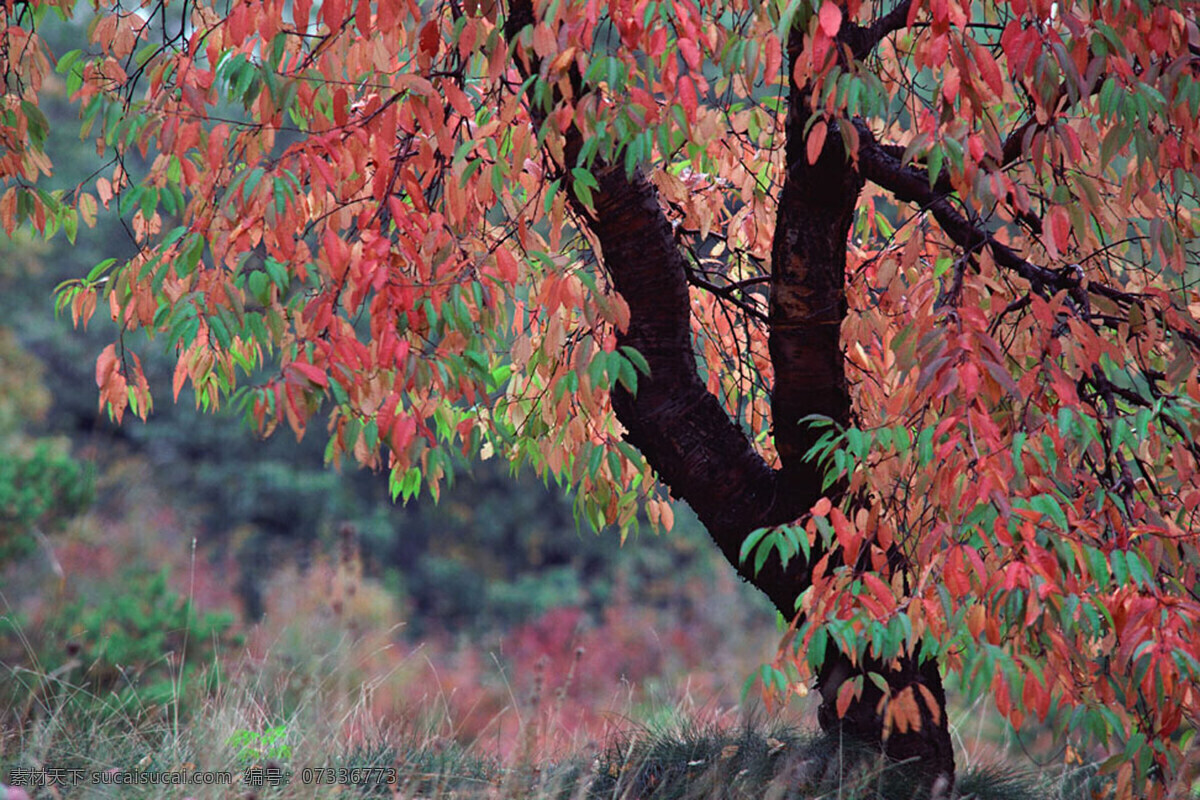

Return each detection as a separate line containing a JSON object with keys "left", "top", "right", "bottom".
{"left": 841, "top": 0, "right": 913, "bottom": 60}
{"left": 683, "top": 264, "right": 769, "bottom": 323}
{"left": 857, "top": 121, "right": 1200, "bottom": 356}
{"left": 854, "top": 120, "right": 1078, "bottom": 296}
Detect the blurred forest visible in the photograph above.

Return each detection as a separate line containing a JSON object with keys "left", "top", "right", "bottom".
{"left": 0, "top": 13, "right": 782, "bottom": 753}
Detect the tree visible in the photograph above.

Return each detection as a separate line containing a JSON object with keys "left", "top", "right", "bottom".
{"left": 4, "top": 0, "right": 1200, "bottom": 793}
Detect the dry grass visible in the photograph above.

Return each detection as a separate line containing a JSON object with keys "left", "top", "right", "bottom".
{"left": 0, "top": 473, "right": 1115, "bottom": 800}
{"left": 0, "top": 632, "right": 1113, "bottom": 800}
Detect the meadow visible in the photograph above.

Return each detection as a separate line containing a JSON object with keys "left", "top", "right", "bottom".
{"left": 1, "top": 451, "right": 1111, "bottom": 799}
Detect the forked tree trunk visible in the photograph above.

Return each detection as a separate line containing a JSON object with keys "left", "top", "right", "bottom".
{"left": 503, "top": 2, "right": 955, "bottom": 793}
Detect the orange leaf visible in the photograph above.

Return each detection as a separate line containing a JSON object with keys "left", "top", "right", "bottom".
{"left": 0, "top": 188, "right": 15, "bottom": 236}
{"left": 807, "top": 119, "right": 828, "bottom": 166}
{"left": 916, "top": 683, "right": 942, "bottom": 725}
{"left": 95, "top": 343, "right": 119, "bottom": 390}
{"left": 96, "top": 177, "right": 113, "bottom": 208}
{"left": 172, "top": 357, "right": 188, "bottom": 402}
{"left": 966, "top": 604, "right": 985, "bottom": 639}
{"left": 77, "top": 192, "right": 98, "bottom": 227}
{"left": 836, "top": 678, "right": 859, "bottom": 718}
{"left": 889, "top": 686, "right": 922, "bottom": 734}
{"left": 495, "top": 247, "right": 519, "bottom": 283}
{"left": 548, "top": 46, "right": 577, "bottom": 74}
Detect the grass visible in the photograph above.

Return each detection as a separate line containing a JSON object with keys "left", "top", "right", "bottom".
{"left": 0, "top": 651, "right": 1116, "bottom": 800}
{"left": 0, "top": 512, "right": 1117, "bottom": 800}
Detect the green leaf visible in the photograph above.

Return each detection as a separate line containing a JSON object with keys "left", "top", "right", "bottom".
{"left": 1029, "top": 494, "right": 1069, "bottom": 531}
{"left": 615, "top": 357, "right": 637, "bottom": 394}
{"left": 740, "top": 527, "right": 769, "bottom": 566}
{"left": 56, "top": 49, "right": 82, "bottom": 76}
{"left": 571, "top": 179, "right": 593, "bottom": 210}
{"left": 926, "top": 144, "right": 944, "bottom": 187}
{"left": 624, "top": 345, "right": 652, "bottom": 376}
{"left": 20, "top": 100, "right": 49, "bottom": 149}
{"left": 754, "top": 530, "right": 775, "bottom": 576}
{"left": 543, "top": 179, "right": 561, "bottom": 215}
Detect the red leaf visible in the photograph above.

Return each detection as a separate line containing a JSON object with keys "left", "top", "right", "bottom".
{"left": 292, "top": 0, "right": 311, "bottom": 30}
{"left": 323, "top": 228, "right": 351, "bottom": 281}
{"left": 332, "top": 87, "right": 349, "bottom": 127}
{"left": 678, "top": 37, "right": 701, "bottom": 70}
{"left": 861, "top": 573, "right": 896, "bottom": 615}
{"left": 1049, "top": 206, "right": 1071, "bottom": 254}
{"left": 390, "top": 413, "right": 417, "bottom": 452}
{"left": 495, "top": 246, "right": 519, "bottom": 283}
{"left": 290, "top": 361, "right": 328, "bottom": 387}
{"left": 960, "top": 362, "right": 980, "bottom": 397}
{"left": 943, "top": 548, "right": 969, "bottom": 597}
{"left": 942, "top": 67, "right": 960, "bottom": 103}
{"left": 831, "top": 508, "right": 859, "bottom": 565}
{"left": 968, "top": 36, "right": 1003, "bottom": 96}
{"left": 818, "top": 1, "right": 843, "bottom": 37}
{"left": 355, "top": 0, "right": 371, "bottom": 35}
{"left": 836, "top": 679, "right": 858, "bottom": 718}
{"left": 764, "top": 34, "right": 782, "bottom": 84}
{"left": 321, "top": 0, "right": 344, "bottom": 31}
{"left": 181, "top": 84, "right": 208, "bottom": 118}
{"left": 678, "top": 75, "right": 698, "bottom": 117}
{"left": 420, "top": 20, "right": 440, "bottom": 58}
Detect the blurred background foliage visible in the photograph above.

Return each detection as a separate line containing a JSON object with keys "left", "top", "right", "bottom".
{"left": 0, "top": 253, "right": 93, "bottom": 563}
{"left": 0, "top": 13, "right": 778, "bottom": 747}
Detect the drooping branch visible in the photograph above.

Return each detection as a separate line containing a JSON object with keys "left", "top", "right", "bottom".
{"left": 855, "top": 121, "right": 1083, "bottom": 296}
{"left": 683, "top": 264, "right": 769, "bottom": 323}
{"left": 853, "top": 120, "right": 1200, "bottom": 352}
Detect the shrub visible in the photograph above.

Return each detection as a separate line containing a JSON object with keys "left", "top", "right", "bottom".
{"left": 4, "top": 567, "right": 241, "bottom": 720}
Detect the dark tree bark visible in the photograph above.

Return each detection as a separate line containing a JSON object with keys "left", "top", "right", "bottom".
{"left": 767, "top": 26, "right": 955, "bottom": 790}
{"left": 503, "top": 1, "right": 954, "bottom": 793}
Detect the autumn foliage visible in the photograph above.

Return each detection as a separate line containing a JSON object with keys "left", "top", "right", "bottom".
{"left": 4, "top": 0, "right": 1200, "bottom": 793}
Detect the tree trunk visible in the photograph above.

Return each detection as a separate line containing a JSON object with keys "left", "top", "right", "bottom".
{"left": 766, "top": 48, "right": 956, "bottom": 785}
{"left": 503, "top": 2, "right": 955, "bottom": 793}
